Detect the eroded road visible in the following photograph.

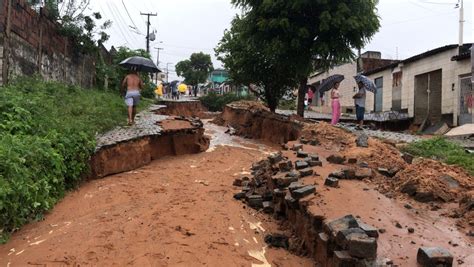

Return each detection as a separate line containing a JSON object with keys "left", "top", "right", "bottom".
{"left": 0, "top": 124, "right": 311, "bottom": 266}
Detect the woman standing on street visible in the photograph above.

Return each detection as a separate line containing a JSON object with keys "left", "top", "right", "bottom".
{"left": 331, "top": 82, "right": 341, "bottom": 125}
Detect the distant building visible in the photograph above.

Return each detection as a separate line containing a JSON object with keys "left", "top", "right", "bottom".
{"left": 208, "top": 69, "right": 230, "bottom": 93}
{"left": 308, "top": 51, "right": 398, "bottom": 114}
{"left": 364, "top": 44, "right": 472, "bottom": 126}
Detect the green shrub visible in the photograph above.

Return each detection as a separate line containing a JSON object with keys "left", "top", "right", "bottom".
{"left": 402, "top": 137, "right": 474, "bottom": 175}
{"left": 199, "top": 92, "right": 254, "bottom": 112}
{"left": 0, "top": 77, "right": 144, "bottom": 242}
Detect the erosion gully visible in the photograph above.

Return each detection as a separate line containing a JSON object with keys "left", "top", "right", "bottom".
{"left": 0, "top": 103, "right": 472, "bottom": 267}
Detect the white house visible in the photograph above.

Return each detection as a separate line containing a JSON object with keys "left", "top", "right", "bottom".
{"left": 364, "top": 44, "right": 472, "bottom": 126}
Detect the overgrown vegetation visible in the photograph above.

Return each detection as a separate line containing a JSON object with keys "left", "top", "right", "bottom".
{"left": 402, "top": 137, "right": 474, "bottom": 175}
{"left": 199, "top": 92, "right": 254, "bottom": 112}
{"left": 0, "top": 78, "right": 139, "bottom": 243}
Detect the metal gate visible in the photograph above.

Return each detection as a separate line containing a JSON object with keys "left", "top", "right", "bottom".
{"left": 374, "top": 77, "right": 383, "bottom": 112}
{"left": 459, "top": 76, "right": 473, "bottom": 125}
{"left": 414, "top": 69, "right": 442, "bottom": 125}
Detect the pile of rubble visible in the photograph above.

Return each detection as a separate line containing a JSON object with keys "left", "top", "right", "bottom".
{"left": 232, "top": 146, "right": 458, "bottom": 266}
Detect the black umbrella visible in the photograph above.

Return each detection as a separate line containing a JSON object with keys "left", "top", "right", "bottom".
{"left": 119, "top": 56, "right": 161, "bottom": 73}
{"left": 316, "top": 74, "right": 345, "bottom": 93}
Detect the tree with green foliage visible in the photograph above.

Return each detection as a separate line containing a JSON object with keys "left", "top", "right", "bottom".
{"left": 217, "top": 0, "right": 380, "bottom": 114}
{"left": 175, "top": 52, "right": 214, "bottom": 86}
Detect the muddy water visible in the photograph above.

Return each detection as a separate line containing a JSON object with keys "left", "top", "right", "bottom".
{"left": 283, "top": 141, "right": 474, "bottom": 266}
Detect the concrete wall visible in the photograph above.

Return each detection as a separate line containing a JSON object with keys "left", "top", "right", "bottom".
{"left": 0, "top": 1, "right": 96, "bottom": 87}
{"left": 366, "top": 48, "right": 471, "bottom": 124}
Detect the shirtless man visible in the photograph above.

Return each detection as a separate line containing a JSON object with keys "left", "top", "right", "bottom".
{"left": 122, "top": 71, "right": 143, "bottom": 125}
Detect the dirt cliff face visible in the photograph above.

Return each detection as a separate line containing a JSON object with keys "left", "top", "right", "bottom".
{"left": 89, "top": 118, "right": 210, "bottom": 179}
{"left": 154, "top": 100, "right": 214, "bottom": 118}
{"left": 214, "top": 101, "right": 303, "bottom": 144}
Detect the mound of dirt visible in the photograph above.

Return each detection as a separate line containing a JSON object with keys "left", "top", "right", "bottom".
{"left": 393, "top": 159, "right": 473, "bottom": 203}
{"left": 226, "top": 100, "right": 270, "bottom": 112}
{"left": 300, "top": 122, "right": 353, "bottom": 150}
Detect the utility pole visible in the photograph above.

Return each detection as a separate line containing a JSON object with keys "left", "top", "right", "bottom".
{"left": 140, "top": 12, "right": 157, "bottom": 53}
{"left": 166, "top": 62, "right": 172, "bottom": 83}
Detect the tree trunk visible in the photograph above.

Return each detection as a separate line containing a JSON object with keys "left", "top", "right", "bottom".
{"left": 296, "top": 78, "right": 307, "bottom": 117}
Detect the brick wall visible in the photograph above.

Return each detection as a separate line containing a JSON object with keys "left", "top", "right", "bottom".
{"left": 0, "top": 0, "right": 96, "bottom": 87}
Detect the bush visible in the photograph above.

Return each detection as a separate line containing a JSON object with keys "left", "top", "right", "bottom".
{"left": 401, "top": 137, "right": 474, "bottom": 175}
{"left": 199, "top": 92, "right": 254, "bottom": 112}
{"left": 0, "top": 77, "right": 143, "bottom": 242}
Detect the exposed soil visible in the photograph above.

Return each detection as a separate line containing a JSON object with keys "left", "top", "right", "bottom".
{"left": 0, "top": 145, "right": 312, "bottom": 266}
{"left": 213, "top": 101, "right": 302, "bottom": 144}
{"left": 154, "top": 100, "right": 214, "bottom": 119}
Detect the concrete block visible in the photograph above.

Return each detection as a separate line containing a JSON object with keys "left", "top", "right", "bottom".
{"left": 324, "top": 215, "right": 360, "bottom": 236}
{"left": 233, "top": 192, "right": 246, "bottom": 200}
{"left": 332, "top": 250, "right": 357, "bottom": 267}
{"left": 247, "top": 195, "right": 263, "bottom": 209}
{"left": 325, "top": 177, "right": 339, "bottom": 187}
{"left": 358, "top": 222, "right": 379, "bottom": 238}
{"left": 315, "top": 232, "right": 330, "bottom": 266}
{"left": 285, "top": 170, "right": 300, "bottom": 179}
{"left": 417, "top": 247, "right": 453, "bottom": 267}
{"left": 268, "top": 152, "right": 283, "bottom": 164}
{"left": 278, "top": 160, "right": 293, "bottom": 172}
{"left": 292, "top": 143, "right": 303, "bottom": 151}
{"left": 291, "top": 185, "right": 316, "bottom": 199}
{"left": 299, "top": 167, "right": 314, "bottom": 177}
{"left": 327, "top": 154, "right": 346, "bottom": 164}
{"left": 288, "top": 182, "right": 303, "bottom": 192}
{"left": 355, "top": 168, "right": 373, "bottom": 179}
{"left": 308, "top": 160, "right": 323, "bottom": 167}
{"left": 295, "top": 160, "right": 309, "bottom": 170}
{"left": 284, "top": 194, "right": 299, "bottom": 209}
{"left": 262, "top": 201, "right": 274, "bottom": 214}
{"left": 309, "top": 154, "right": 320, "bottom": 161}
{"left": 297, "top": 150, "right": 309, "bottom": 158}
{"left": 335, "top": 228, "right": 367, "bottom": 248}
{"left": 348, "top": 235, "right": 377, "bottom": 259}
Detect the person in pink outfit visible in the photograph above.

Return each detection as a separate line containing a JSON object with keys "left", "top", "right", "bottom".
{"left": 331, "top": 82, "right": 341, "bottom": 125}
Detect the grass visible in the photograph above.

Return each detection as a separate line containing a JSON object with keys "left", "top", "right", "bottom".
{"left": 401, "top": 137, "right": 474, "bottom": 175}
{"left": 0, "top": 77, "right": 151, "bottom": 242}
{"left": 199, "top": 92, "right": 255, "bottom": 112}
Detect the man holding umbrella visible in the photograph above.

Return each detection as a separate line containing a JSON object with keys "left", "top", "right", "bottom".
{"left": 119, "top": 55, "right": 161, "bottom": 125}
{"left": 122, "top": 71, "right": 143, "bottom": 126}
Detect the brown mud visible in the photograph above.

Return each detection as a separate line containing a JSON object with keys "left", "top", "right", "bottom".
{"left": 154, "top": 100, "right": 214, "bottom": 119}
{"left": 0, "top": 142, "right": 312, "bottom": 266}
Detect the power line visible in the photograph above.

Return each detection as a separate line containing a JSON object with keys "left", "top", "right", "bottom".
{"left": 101, "top": 1, "right": 131, "bottom": 46}
{"left": 108, "top": 1, "right": 141, "bottom": 46}
{"left": 121, "top": 0, "right": 141, "bottom": 34}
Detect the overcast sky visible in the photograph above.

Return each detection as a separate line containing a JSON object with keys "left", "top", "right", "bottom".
{"left": 89, "top": 0, "right": 473, "bottom": 81}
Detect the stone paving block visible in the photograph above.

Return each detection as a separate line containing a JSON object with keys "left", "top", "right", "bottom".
{"left": 273, "top": 188, "right": 287, "bottom": 198}
{"left": 292, "top": 143, "right": 303, "bottom": 151}
{"left": 324, "top": 177, "right": 339, "bottom": 187}
{"left": 358, "top": 222, "right": 379, "bottom": 238}
{"left": 355, "top": 168, "right": 373, "bottom": 179}
{"left": 332, "top": 250, "right": 356, "bottom": 267}
{"left": 299, "top": 168, "right": 314, "bottom": 177}
{"left": 299, "top": 137, "right": 309, "bottom": 144}
{"left": 275, "top": 176, "right": 298, "bottom": 188}
{"left": 417, "top": 247, "right": 453, "bottom": 267}
{"left": 335, "top": 228, "right": 367, "bottom": 248}
{"left": 268, "top": 152, "right": 283, "bottom": 164}
{"left": 264, "top": 233, "right": 289, "bottom": 249}
{"left": 356, "top": 133, "right": 369, "bottom": 147}
{"left": 308, "top": 160, "right": 323, "bottom": 167}
{"left": 285, "top": 170, "right": 300, "bottom": 179}
{"left": 278, "top": 160, "right": 293, "bottom": 172}
{"left": 348, "top": 234, "right": 377, "bottom": 259}
{"left": 324, "top": 215, "right": 360, "bottom": 236}
{"left": 297, "top": 150, "right": 309, "bottom": 158}
{"left": 295, "top": 160, "right": 309, "bottom": 170}
{"left": 247, "top": 195, "right": 263, "bottom": 209}
{"left": 288, "top": 182, "right": 303, "bottom": 192}
{"left": 232, "top": 178, "right": 242, "bottom": 186}
{"left": 327, "top": 154, "right": 346, "bottom": 164}
{"left": 262, "top": 201, "right": 274, "bottom": 214}
{"left": 309, "top": 139, "right": 320, "bottom": 146}
{"left": 309, "top": 154, "right": 320, "bottom": 161}
{"left": 303, "top": 157, "right": 312, "bottom": 163}
{"left": 291, "top": 185, "right": 316, "bottom": 199}
{"left": 284, "top": 194, "right": 299, "bottom": 209}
